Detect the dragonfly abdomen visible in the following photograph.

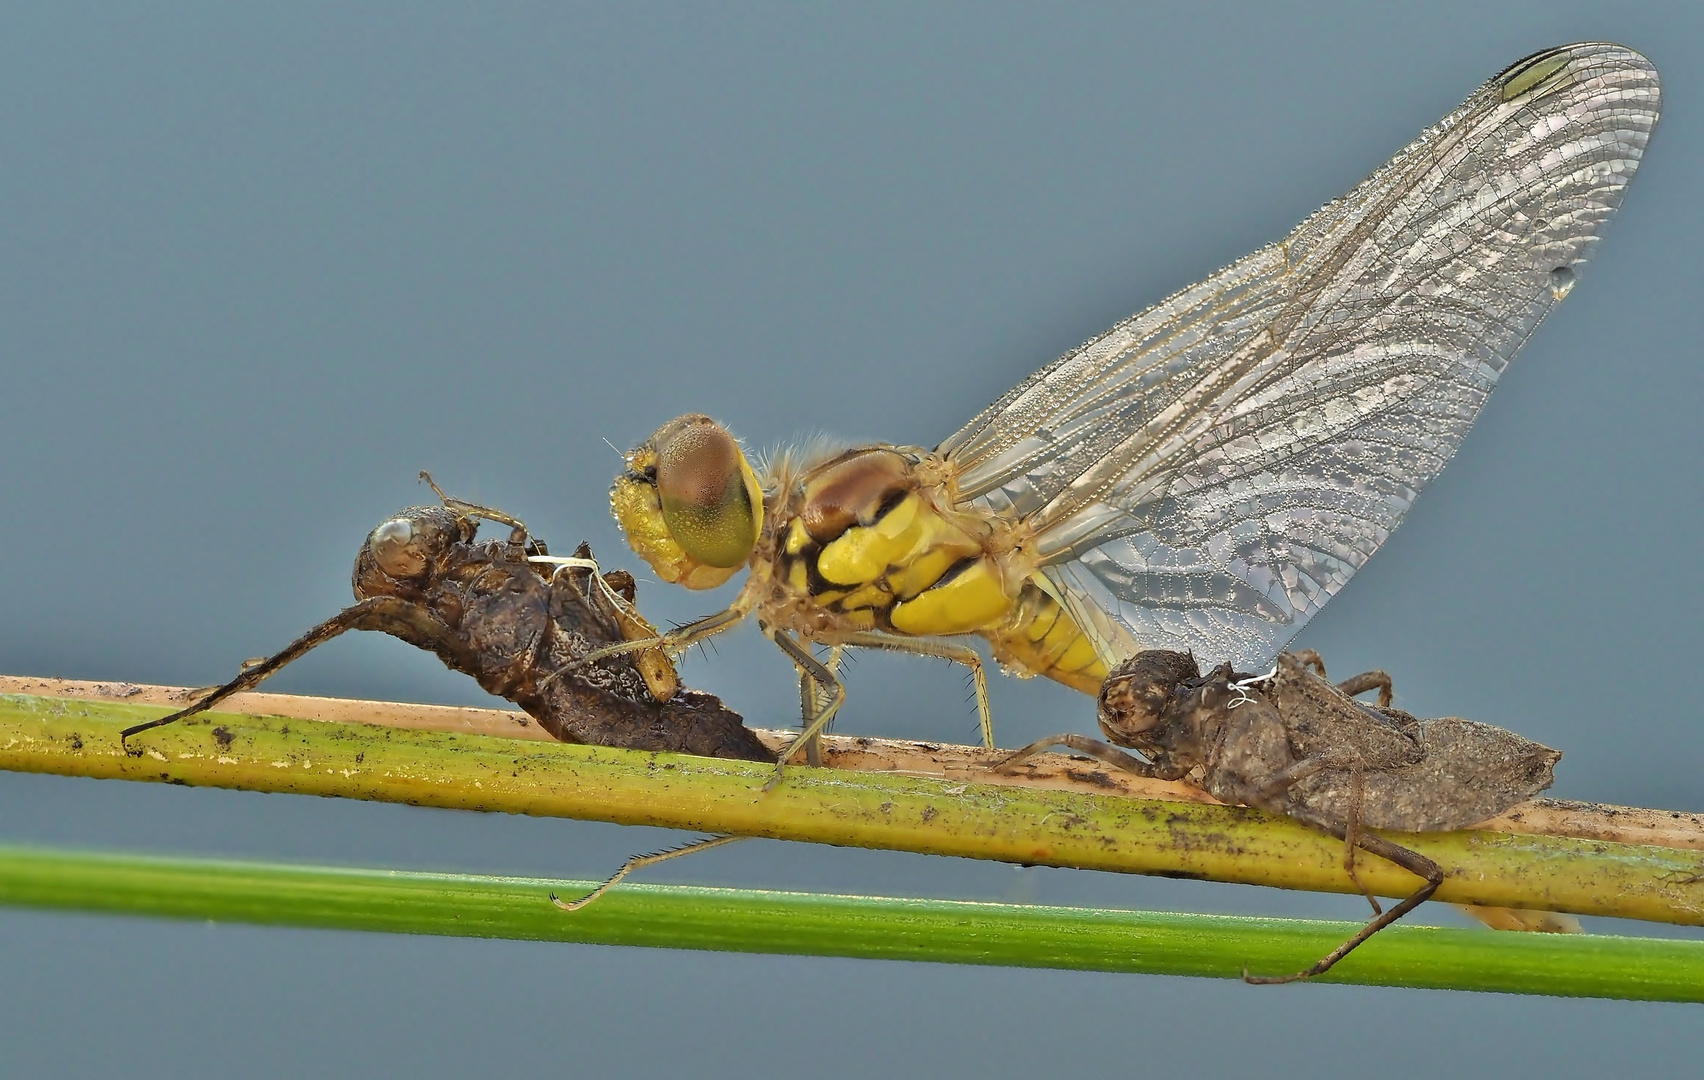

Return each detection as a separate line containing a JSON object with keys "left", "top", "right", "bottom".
{"left": 981, "top": 580, "right": 1107, "bottom": 694}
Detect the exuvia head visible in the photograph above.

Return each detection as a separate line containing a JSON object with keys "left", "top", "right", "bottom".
{"left": 611, "top": 414, "right": 764, "bottom": 590}
{"left": 359, "top": 504, "right": 472, "bottom": 587}
{"left": 1097, "top": 649, "right": 1203, "bottom": 746}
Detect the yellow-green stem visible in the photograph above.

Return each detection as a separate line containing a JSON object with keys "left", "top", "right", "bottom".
{"left": 3, "top": 691, "right": 1702, "bottom": 923}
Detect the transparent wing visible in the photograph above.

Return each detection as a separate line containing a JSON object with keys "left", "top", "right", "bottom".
{"left": 939, "top": 43, "right": 1661, "bottom": 669}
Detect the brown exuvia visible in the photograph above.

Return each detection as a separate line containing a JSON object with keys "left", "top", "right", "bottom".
{"left": 121, "top": 482, "right": 772, "bottom": 762}
{"left": 997, "top": 649, "right": 1561, "bottom": 983}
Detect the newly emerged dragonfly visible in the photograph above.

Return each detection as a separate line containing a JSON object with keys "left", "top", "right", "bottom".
{"left": 597, "top": 43, "right": 1660, "bottom": 772}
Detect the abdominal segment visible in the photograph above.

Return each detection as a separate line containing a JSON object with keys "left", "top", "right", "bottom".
{"left": 982, "top": 581, "right": 1107, "bottom": 695}
{"left": 778, "top": 447, "right": 1106, "bottom": 693}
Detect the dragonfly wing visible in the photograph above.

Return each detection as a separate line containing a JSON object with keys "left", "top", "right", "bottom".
{"left": 940, "top": 43, "right": 1661, "bottom": 670}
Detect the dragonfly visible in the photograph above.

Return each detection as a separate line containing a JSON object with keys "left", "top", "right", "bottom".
{"left": 595, "top": 42, "right": 1661, "bottom": 776}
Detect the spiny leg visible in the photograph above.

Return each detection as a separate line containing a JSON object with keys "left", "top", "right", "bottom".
{"left": 796, "top": 666, "right": 821, "bottom": 768}
{"left": 1243, "top": 818, "right": 1443, "bottom": 985}
{"left": 552, "top": 835, "right": 746, "bottom": 912}
{"left": 537, "top": 601, "right": 752, "bottom": 693}
{"left": 1246, "top": 757, "right": 1386, "bottom": 918}
{"left": 835, "top": 632, "right": 995, "bottom": 749}
{"left": 767, "top": 630, "right": 845, "bottom": 789}
{"left": 794, "top": 644, "right": 843, "bottom": 768}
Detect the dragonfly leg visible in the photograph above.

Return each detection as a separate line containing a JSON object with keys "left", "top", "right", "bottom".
{"left": 530, "top": 553, "right": 681, "bottom": 702}
{"left": 1289, "top": 649, "right": 1327, "bottom": 679}
{"left": 552, "top": 835, "right": 746, "bottom": 912}
{"left": 766, "top": 630, "right": 846, "bottom": 789}
{"left": 833, "top": 633, "right": 994, "bottom": 749}
{"left": 992, "top": 734, "right": 1158, "bottom": 777}
{"left": 419, "top": 471, "right": 542, "bottom": 551}
{"left": 538, "top": 601, "right": 752, "bottom": 691}
{"left": 1242, "top": 814, "right": 1442, "bottom": 984}
{"left": 118, "top": 598, "right": 433, "bottom": 741}
{"left": 793, "top": 645, "right": 843, "bottom": 767}
{"left": 1335, "top": 669, "right": 1394, "bottom": 708}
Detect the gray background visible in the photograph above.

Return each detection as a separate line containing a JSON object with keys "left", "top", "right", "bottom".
{"left": 1, "top": 2, "right": 1700, "bottom": 1076}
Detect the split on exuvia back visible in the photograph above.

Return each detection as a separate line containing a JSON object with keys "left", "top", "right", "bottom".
{"left": 600, "top": 43, "right": 1660, "bottom": 775}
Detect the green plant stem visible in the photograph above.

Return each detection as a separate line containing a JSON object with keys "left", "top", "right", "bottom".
{"left": 1, "top": 845, "right": 1699, "bottom": 999}
{"left": 4, "top": 692, "right": 1703, "bottom": 926}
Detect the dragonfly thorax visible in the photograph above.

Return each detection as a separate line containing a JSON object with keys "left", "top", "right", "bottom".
{"left": 772, "top": 446, "right": 1010, "bottom": 636}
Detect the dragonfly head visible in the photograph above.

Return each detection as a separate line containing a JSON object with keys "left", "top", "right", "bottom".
{"left": 611, "top": 414, "right": 764, "bottom": 590}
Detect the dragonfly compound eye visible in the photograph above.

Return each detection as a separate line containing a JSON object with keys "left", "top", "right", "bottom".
{"left": 611, "top": 414, "right": 764, "bottom": 590}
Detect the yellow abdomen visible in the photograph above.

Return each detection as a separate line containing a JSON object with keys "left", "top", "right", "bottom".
{"left": 981, "top": 582, "right": 1108, "bottom": 695}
